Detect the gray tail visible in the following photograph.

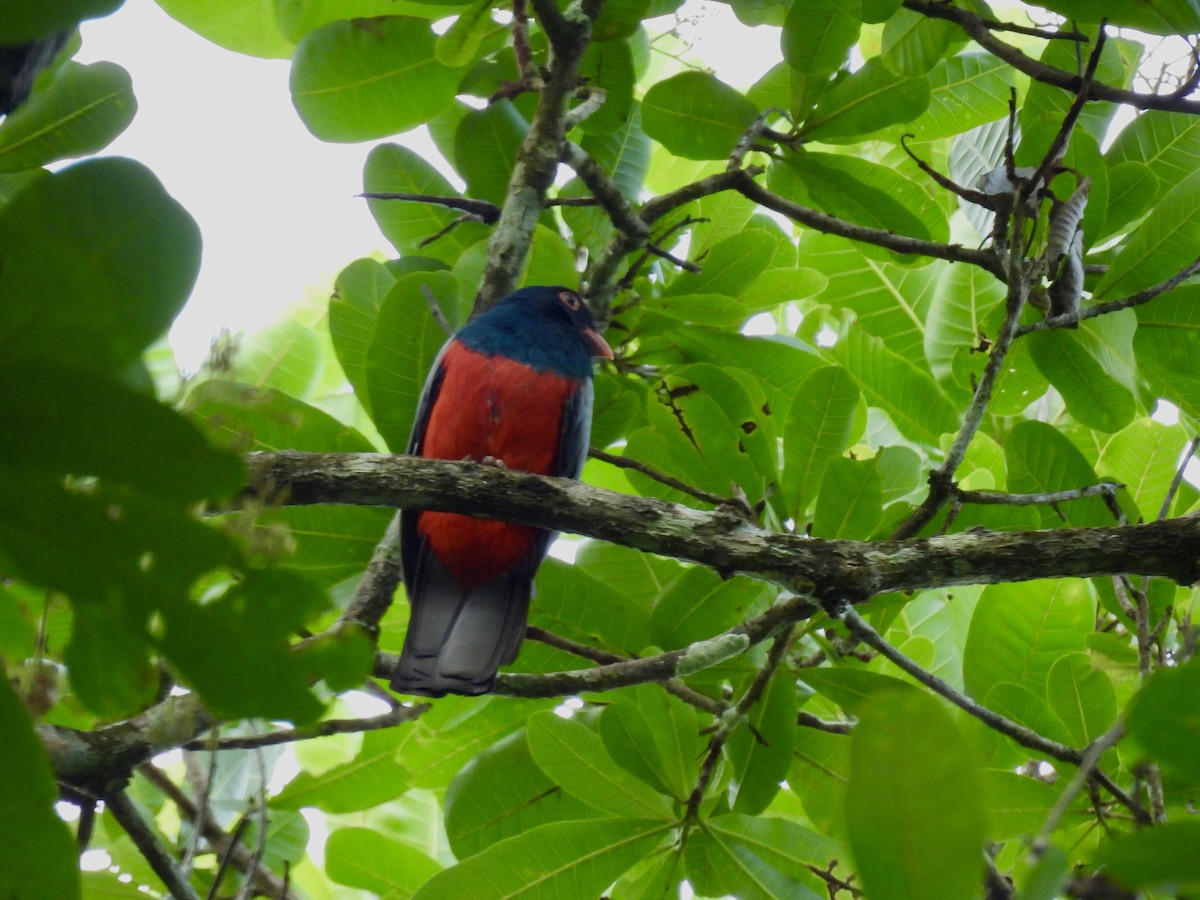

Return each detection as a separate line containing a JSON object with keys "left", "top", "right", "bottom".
{"left": 391, "top": 552, "right": 531, "bottom": 698}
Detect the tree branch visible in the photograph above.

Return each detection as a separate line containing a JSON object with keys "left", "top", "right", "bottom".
{"left": 904, "top": 0, "right": 1200, "bottom": 114}
{"left": 240, "top": 451, "right": 1200, "bottom": 598}
{"left": 105, "top": 788, "right": 202, "bottom": 900}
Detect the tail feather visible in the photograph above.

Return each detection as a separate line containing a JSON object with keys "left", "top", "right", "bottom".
{"left": 391, "top": 551, "right": 531, "bottom": 697}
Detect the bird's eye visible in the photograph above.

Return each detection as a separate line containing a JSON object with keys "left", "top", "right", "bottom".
{"left": 558, "top": 291, "right": 582, "bottom": 311}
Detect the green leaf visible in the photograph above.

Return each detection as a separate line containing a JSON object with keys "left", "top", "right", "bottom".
{"left": 909, "top": 54, "right": 1014, "bottom": 140}
{"left": 602, "top": 684, "right": 700, "bottom": 802}
{"left": 1028, "top": 326, "right": 1135, "bottom": 433}
{"left": 577, "top": 38, "right": 636, "bottom": 136}
{"left": 153, "top": 0, "right": 292, "bottom": 56}
{"left": 980, "top": 770, "right": 1057, "bottom": 841}
{"left": 686, "top": 828, "right": 823, "bottom": 900}
{"left": 923, "top": 259, "right": 1005, "bottom": 390}
{"left": 1127, "top": 658, "right": 1200, "bottom": 778}
{"left": 591, "top": 0, "right": 651, "bottom": 40}
{"left": 1098, "top": 822, "right": 1200, "bottom": 891}
{"left": 1133, "top": 284, "right": 1200, "bottom": 421}
{"left": 1005, "top": 420, "right": 1113, "bottom": 527}
{"left": 273, "top": 724, "right": 409, "bottom": 812}
{"left": 781, "top": 365, "right": 859, "bottom": 516}
{"left": 412, "top": 817, "right": 673, "bottom": 899}
{"left": 799, "top": 667, "right": 914, "bottom": 716}
{"left": 65, "top": 602, "right": 157, "bottom": 717}
{"left": 781, "top": 0, "right": 859, "bottom": 75}
{"left": 455, "top": 100, "right": 527, "bottom": 204}
{"left": 1, "top": 0, "right": 121, "bottom": 41}
{"left": 845, "top": 689, "right": 985, "bottom": 900}
{"left": 1106, "top": 111, "right": 1200, "bottom": 205}
{"left": 771, "top": 151, "right": 938, "bottom": 248}
{"left": 1019, "top": 847, "right": 1069, "bottom": 900}
{"left": 830, "top": 326, "right": 959, "bottom": 445}
{"left": 526, "top": 711, "right": 675, "bottom": 820}
{"left": 0, "top": 364, "right": 243, "bottom": 503}
{"left": 436, "top": 0, "right": 497, "bottom": 67}
{"left": 963, "top": 580, "right": 1093, "bottom": 701}
{"left": 532, "top": 558, "right": 653, "bottom": 657}
{"left": 729, "top": 670, "right": 797, "bottom": 814}
{"left": 1102, "top": 160, "right": 1158, "bottom": 240}
{"left": 0, "top": 157, "right": 201, "bottom": 374}
{"left": 800, "top": 231, "right": 942, "bottom": 359}
{"left": 364, "top": 143, "right": 490, "bottom": 262}
{"left": 801, "top": 57, "right": 930, "bottom": 143}
{"left": 229, "top": 316, "right": 324, "bottom": 398}
{"left": 708, "top": 814, "right": 842, "bottom": 879}
{"left": 1094, "top": 167, "right": 1200, "bottom": 299}
{"left": 666, "top": 230, "right": 778, "bottom": 299}
{"left": 330, "top": 257, "right": 396, "bottom": 417}
{"left": 641, "top": 71, "right": 758, "bottom": 160}
{"left": 881, "top": 8, "right": 956, "bottom": 76}
{"left": 651, "top": 569, "right": 768, "bottom": 650}
{"left": 0, "top": 61, "right": 135, "bottom": 172}
{"left": 578, "top": 101, "right": 651, "bottom": 200}
{"left": 326, "top": 827, "right": 442, "bottom": 897}
{"left": 291, "top": 17, "right": 462, "bottom": 142}
{"left": 1097, "top": 417, "right": 1189, "bottom": 525}
{"left": 0, "top": 677, "right": 79, "bottom": 900}
{"left": 1045, "top": 652, "right": 1117, "bottom": 747}
{"left": 364, "top": 271, "right": 456, "bottom": 451}
{"left": 445, "top": 730, "right": 599, "bottom": 859}
{"left": 812, "top": 457, "right": 883, "bottom": 539}
{"left": 789, "top": 728, "right": 851, "bottom": 836}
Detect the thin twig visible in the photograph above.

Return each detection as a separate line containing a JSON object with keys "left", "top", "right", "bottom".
{"left": 797, "top": 711, "right": 853, "bottom": 735}
{"left": 420, "top": 284, "right": 453, "bottom": 337}
{"left": 955, "top": 482, "right": 1122, "bottom": 507}
{"left": 1031, "top": 721, "right": 1126, "bottom": 856}
{"left": 106, "top": 789, "right": 202, "bottom": 900}
{"left": 207, "top": 812, "right": 251, "bottom": 900}
{"left": 1016, "top": 254, "right": 1200, "bottom": 336}
{"left": 358, "top": 192, "right": 501, "bottom": 224}
{"left": 1159, "top": 436, "right": 1200, "bottom": 522}
{"left": 588, "top": 447, "right": 742, "bottom": 509}
{"left": 180, "top": 704, "right": 425, "bottom": 752}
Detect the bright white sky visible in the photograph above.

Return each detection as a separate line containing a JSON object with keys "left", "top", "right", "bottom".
{"left": 77, "top": 0, "right": 772, "bottom": 370}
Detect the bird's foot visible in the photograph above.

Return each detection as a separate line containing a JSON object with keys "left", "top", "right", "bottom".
{"left": 480, "top": 455, "right": 508, "bottom": 469}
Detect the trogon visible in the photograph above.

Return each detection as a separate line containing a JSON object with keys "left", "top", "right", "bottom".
{"left": 391, "top": 285, "right": 614, "bottom": 697}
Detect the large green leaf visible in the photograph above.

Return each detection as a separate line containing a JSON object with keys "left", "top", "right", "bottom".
{"left": 273, "top": 718, "right": 410, "bottom": 813}
{"left": 830, "top": 325, "right": 959, "bottom": 445}
{"left": 155, "top": 0, "right": 293, "bottom": 56}
{"left": 880, "top": 8, "right": 956, "bottom": 76}
{"left": 1098, "top": 822, "right": 1200, "bottom": 891}
{"left": 641, "top": 71, "right": 758, "bottom": 160}
{"left": 411, "top": 817, "right": 673, "bottom": 899}
{"left": 326, "top": 827, "right": 442, "bottom": 897}
{"left": 812, "top": 456, "right": 883, "bottom": 539}
{"left": 923, "top": 257, "right": 1004, "bottom": 390}
{"left": 1133, "top": 284, "right": 1200, "bottom": 421}
{"left": 330, "top": 258, "right": 398, "bottom": 418}
{"left": 0, "top": 157, "right": 200, "bottom": 374}
{"left": 454, "top": 100, "right": 527, "bottom": 204}
{"left": 686, "top": 827, "right": 824, "bottom": 900}
{"left": 963, "top": 579, "right": 1093, "bottom": 702}
{"left": 781, "top": 365, "right": 859, "bottom": 516}
{"left": 576, "top": 38, "right": 636, "bottom": 136}
{"left": 291, "top": 17, "right": 462, "bottom": 142}
{"left": 651, "top": 569, "right": 768, "bottom": 650}
{"left": 1127, "top": 658, "right": 1200, "bottom": 778}
{"left": 526, "top": 711, "right": 675, "bottom": 820}
{"left": 1004, "top": 420, "right": 1114, "bottom": 527}
{"left": 708, "top": 814, "right": 842, "bottom": 881}
{"left": 781, "top": 0, "right": 859, "bottom": 76}
{"left": 446, "top": 729, "right": 600, "bottom": 859}
{"left": 801, "top": 57, "right": 930, "bottom": 143}
{"left": 1096, "top": 417, "right": 1189, "bottom": 523}
{"left": 1037, "top": 0, "right": 1200, "bottom": 36}
{"left": 0, "top": 61, "right": 135, "bottom": 172}
{"left": 728, "top": 670, "right": 797, "bottom": 814}
{"left": 907, "top": 52, "right": 1012, "bottom": 140}
{"left": 1093, "top": 167, "right": 1200, "bottom": 299}
{"left": 363, "top": 271, "right": 456, "bottom": 451}
{"left": 799, "top": 231, "right": 941, "bottom": 359}
{"left": 1028, "top": 322, "right": 1136, "bottom": 433}
{"left": 0, "top": 364, "right": 242, "bottom": 503}
{"left": 364, "top": 143, "right": 490, "bottom": 262}
{"left": 980, "top": 770, "right": 1058, "bottom": 841}
{"left": 601, "top": 684, "right": 700, "bottom": 803}
{"left": 532, "top": 558, "right": 653, "bottom": 657}
{"left": 789, "top": 728, "right": 851, "bottom": 837}
{"left": 845, "top": 689, "right": 985, "bottom": 900}
{"left": 1, "top": 0, "right": 122, "bottom": 40}
{"left": 1045, "top": 652, "right": 1117, "bottom": 746}
{"left": 0, "top": 677, "right": 79, "bottom": 900}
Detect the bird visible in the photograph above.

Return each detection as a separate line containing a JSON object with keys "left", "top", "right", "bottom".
{"left": 390, "top": 285, "right": 613, "bottom": 697}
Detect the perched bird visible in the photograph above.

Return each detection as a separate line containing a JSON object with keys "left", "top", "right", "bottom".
{"left": 391, "top": 286, "right": 613, "bottom": 697}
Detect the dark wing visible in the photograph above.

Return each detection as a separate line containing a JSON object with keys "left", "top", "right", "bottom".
{"left": 399, "top": 343, "right": 449, "bottom": 585}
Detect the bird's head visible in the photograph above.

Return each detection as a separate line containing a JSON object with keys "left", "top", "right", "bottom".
{"left": 493, "top": 286, "right": 614, "bottom": 361}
